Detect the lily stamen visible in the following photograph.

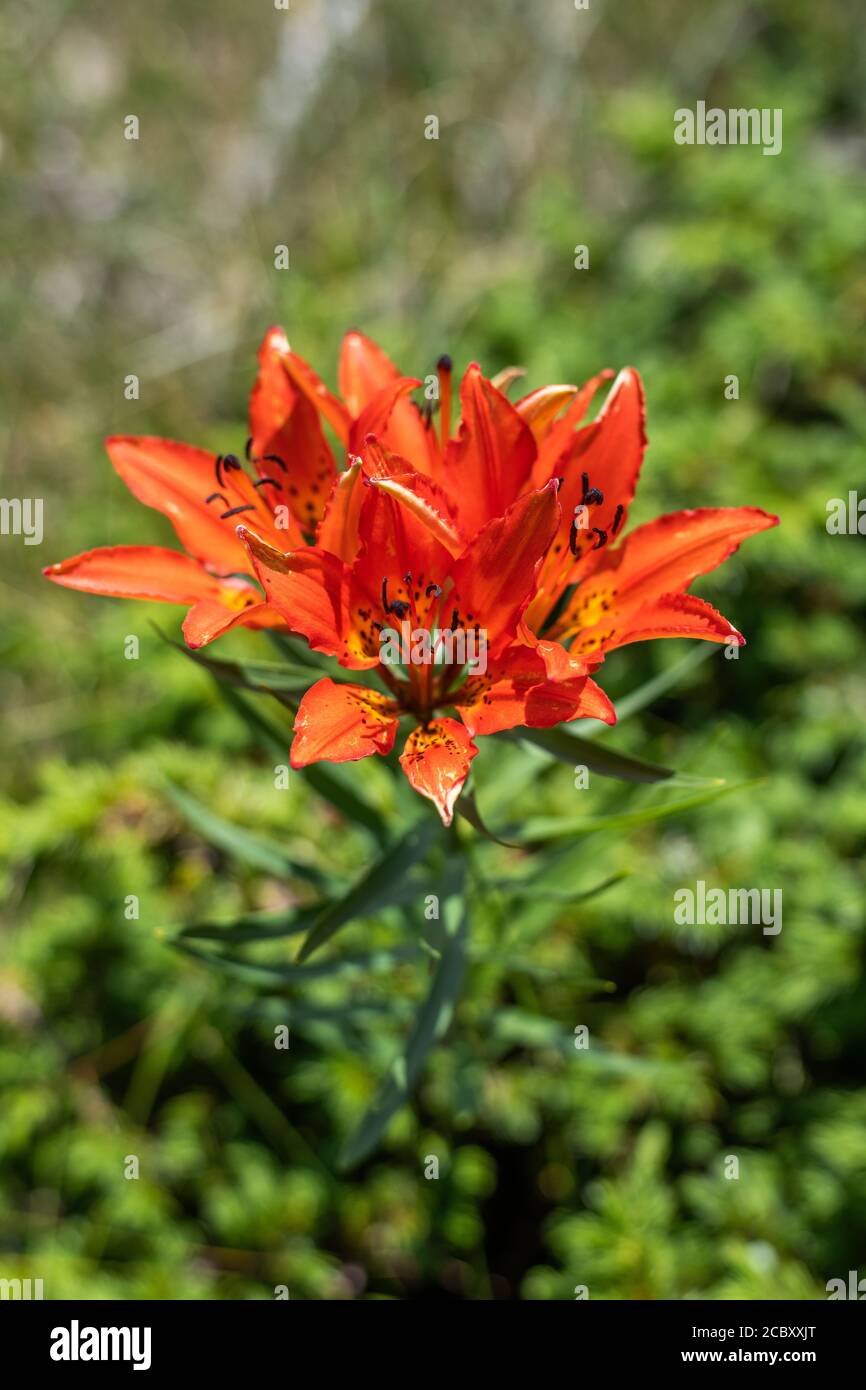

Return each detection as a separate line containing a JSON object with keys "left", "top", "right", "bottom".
{"left": 220, "top": 504, "right": 257, "bottom": 520}
{"left": 437, "top": 354, "right": 453, "bottom": 449}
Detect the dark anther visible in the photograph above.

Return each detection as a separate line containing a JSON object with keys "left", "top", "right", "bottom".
{"left": 451, "top": 608, "right": 459, "bottom": 630}
{"left": 263, "top": 453, "right": 288, "bottom": 473}
{"left": 382, "top": 576, "right": 411, "bottom": 621}
{"left": 222, "top": 453, "right": 242, "bottom": 470}
{"left": 425, "top": 582, "right": 442, "bottom": 598}
{"left": 437, "top": 353, "right": 453, "bottom": 372}
{"left": 253, "top": 477, "right": 283, "bottom": 490}
{"left": 612, "top": 504, "right": 624, "bottom": 535}
{"left": 581, "top": 471, "right": 589, "bottom": 504}
{"left": 584, "top": 487, "right": 604, "bottom": 507}
{"left": 220, "top": 504, "right": 257, "bottom": 520}
{"left": 244, "top": 437, "right": 254, "bottom": 461}
{"left": 591, "top": 528, "right": 607, "bottom": 550}
{"left": 205, "top": 491, "right": 230, "bottom": 506}
{"left": 215, "top": 455, "right": 225, "bottom": 488}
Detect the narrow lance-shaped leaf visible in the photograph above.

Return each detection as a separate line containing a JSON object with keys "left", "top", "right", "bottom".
{"left": 175, "top": 939, "right": 426, "bottom": 986}
{"left": 455, "top": 787, "right": 524, "bottom": 848}
{"left": 578, "top": 642, "right": 717, "bottom": 738}
{"left": 162, "top": 779, "right": 328, "bottom": 888}
{"left": 517, "top": 779, "right": 756, "bottom": 843}
{"left": 296, "top": 818, "right": 442, "bottom": 963}
{"left": 339, "top": 886, "right": 469, "bottom": 1170}
{"left": 504, "top": 724, "right": 720, "bottom": 787}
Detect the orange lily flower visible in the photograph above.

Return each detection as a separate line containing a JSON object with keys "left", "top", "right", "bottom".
{"left": 45, "top": 327, "right": 778, "bottom": 825}
{"left": 43, "top": 328, "right": 337, "bottom": 647}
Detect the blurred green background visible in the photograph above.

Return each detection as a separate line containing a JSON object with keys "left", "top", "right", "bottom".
{"left": 1, "top": 0, "right": 864, "bottom": 1299}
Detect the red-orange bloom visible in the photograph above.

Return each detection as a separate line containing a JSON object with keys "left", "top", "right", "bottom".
{"left": 44, "top": 329, "right": 336, "bottom": 647}
{"left": 45, "top": 328, "right": 778, "bottom": 824}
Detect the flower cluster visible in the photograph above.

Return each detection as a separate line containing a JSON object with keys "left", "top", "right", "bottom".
{"left": 45, "top": 329, "right": 777, "bottom": 823}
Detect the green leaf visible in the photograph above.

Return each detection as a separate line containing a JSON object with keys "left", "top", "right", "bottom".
{"left": 296, "top": 818, "right": 442, "bottom": 963}
{"left": 302, "top": 763, "right": 388, "bottom": 839}
{"left": 175, "top": 908, "right": 321, "bottom": 944}
{"left": 494, "top": 869, "right": 631, "bottom": 903}
{"left": 176, "top": 939, "right": 426, "bottom": 985}
{"left": 339, "top": 891, "right": 469, "bottom": 1170}
{"left": 167, "top": 644, "right": 321, "bottom": 697}
{"left": 162, "top": 779, "right": 328, "bottom": 888}
{"left": 579, "top": 642, "right": 717, "bottom": 737}
{"left": 517, "top": 779, "right": 757, "bottom": 842}
{"left": 456, "top": 788, "right": 523, "bottom": 847}
{"left": 504, "top": 724, "right": 719, "bottom": 786}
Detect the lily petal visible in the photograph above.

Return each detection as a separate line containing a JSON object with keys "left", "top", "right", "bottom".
{"left": 239, "top": 527, "right": 376, "bottom": 667}
{"left": 456, "top": 643, "right": 616, "bottom": 736}
{"left": 448, "top": 481, "right": 560, "bottom": 657}
{"left": 399, "top": 717, "right": 478, "bottom": 826}
{"left": 529, "top": 367, "right": 615, "bottom": 487}
{"left": 282, "top": 350, "right": 351, "bottom": 444}
{"left": 182, "top": 597, "right": 282, "bottom": 649}
{"left": 105, "top": 435, "right": 269, "bottom": 574}
{"left": 43, "top": 544, "right": 222, "bottom": 602}
{"left": 440, "top": 363, "right": 537, "bottom": 536}
{"left": 542, "top": 367, "right": 647, "bottom": 576}
{"left": 579, "top": 505, "right": 779, "bottom": 603}
{"left": 571, "top": 592, "right": 746, "bottom": 661}
{"left": 315, "top": 458, "right": 365, "bottom": 561}
{"left": 347, "top": 377, "right": 423, "bottom": 456}
{"left": 249, "top": 327, "right": 336, "bottom": 533}
{"left": 515, "top": 384, "right": 578, "bottom": 440}
{"left": 291, "top": 678, "right": 400, "bottom": 766}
